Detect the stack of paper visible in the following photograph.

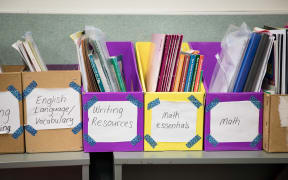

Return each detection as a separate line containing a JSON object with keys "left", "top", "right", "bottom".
{"left": 12, "top": 32, "right": 47, "bottom": 72}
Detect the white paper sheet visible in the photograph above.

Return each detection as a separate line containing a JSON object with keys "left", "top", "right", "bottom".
{"left": 210, "top": 101, "right": 259, "bottom": 142}
{"left": 88, "top": 101, "right": 138, "bottom": 142}
{"left": 151, "top": 100, "right": 197, "bottom": 142}
{"left": 0, "top": 92, "right": 20, "bottom": 134}
{"left": 26, "top": 88, "right": 81, "bottom": 130}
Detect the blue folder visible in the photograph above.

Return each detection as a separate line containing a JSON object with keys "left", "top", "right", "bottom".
{"left": 233, "top": 33, "right": 262, "bottom": 92}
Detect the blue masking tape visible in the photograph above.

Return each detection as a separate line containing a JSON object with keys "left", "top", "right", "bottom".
{"left": 84, "top": 134, "right": 96, "bottom": 146}
{"left": 186, "top": 135, "right": 201, "bottom": 148}
{"left": 207, "top": 134, "right": 218, "bottom": 146}
{"left": 25, "top": 125, "right": 37, "bottom": 136}
{"left": 23, "top": 80, "right": 37, "bottom": 98}
{"left": 205, "top": 98, "right": 219, "bottom": 112}
{"left": 188, "top": 95, "right": 202, "bottom": 109}
{"left": 147, "top": 98, "right": 160, "bottom": 110}
{"left": 12, "top": 126, "right": 24, "bottom": 139}
{"left": 83, "top": 96, "right": 98, "bottom": 111}
{"left": 250, "top": 96, "right": 262, "bottom": 109}
{"left": 144, "top": 134, "right": 157, "bottom": 148}
{"left": 7, "top": 85, "right": 22, "bottom": 101}
{"left": 130, "top": 135, "right": 142, "bottom": 146}
{"left": 69, "top": 81, "right": 81, "bottom": 94}
{"left": 250, "top": 134, "right": 262, "bottom": 147}
{"left": 72, "top": 122, "right": 82, "bottom": 134}
{"left": 126, "top": 94, "right": 143, "bottom": 108}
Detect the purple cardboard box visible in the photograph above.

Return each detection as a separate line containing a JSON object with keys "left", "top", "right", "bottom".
{"left": 189, "top": 42, "right": 263, "bottom": 151}
{"left": 82, "top": 42, "right": 144, "bottom": 152}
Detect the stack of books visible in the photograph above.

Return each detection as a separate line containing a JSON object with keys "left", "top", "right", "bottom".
{"left": 146, "top": 34, "right": 204, "bottom": 92}
{"left": 71, "top": 26, "right": 126, "bottom": 93}
{"left": 12, "top": 32, "right": 47, "bottom": 72}
{"left": 232, "top": 26, "right": 287, "bottom": 94}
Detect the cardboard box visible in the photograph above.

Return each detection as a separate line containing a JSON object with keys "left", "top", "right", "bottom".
{"left": 189, "top": 42, "right": 263, "bottom": 151}
{"left": 82, "top": 42, "right": 144, "bottom": 152}
{"left": 263, "top": 93, "right": 288, "bottom": 152}
{"left": 136, "top": 42, "right": 205, "bottom": 151}
{"left": 22, "top": 69, "right": 83, "bottom": 153}
{"left": 0, "top": 72, "right": 24, "bottom": 154}
{"left": 2, "top": 65, "right": 26, "bottom": 73}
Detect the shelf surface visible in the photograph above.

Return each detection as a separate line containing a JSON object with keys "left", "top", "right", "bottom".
{"left": 114, "top": 151, "right": 288, "bottom": 165}
{"left": 0, "top": 151, "right": 90, "bottom": 169}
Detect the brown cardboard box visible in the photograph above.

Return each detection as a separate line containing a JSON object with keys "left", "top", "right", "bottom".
{"left": 2, "top": 65, "right": 26, "bottom": 72}
{"left": 22, "top": 71, "right": 83, "bottom": 153}
{"left": 0, "top": 72, "right": 24, "bottom": 154}
{"left": 263, "top": 93, "right": 288, "bottom": 152}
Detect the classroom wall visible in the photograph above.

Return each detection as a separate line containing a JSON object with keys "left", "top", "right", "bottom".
{"left": 0, "top": 14, "right": 288, "bottom": 65}
{"left": 0, "top": 0, "right": 288, "bottom": 14}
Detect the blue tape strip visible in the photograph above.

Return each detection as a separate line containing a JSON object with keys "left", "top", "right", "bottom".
{"left": 186, "top": 135, "right": 201, "bottom": 148}
{"left": 12, "top": 126, "right": 24, "bottom": 139}
{"left": 25, "top": 125, "right": 37, "bottom": 136}
{"left": 69, "top": 81, "right": 81, "bottom": 94}
{"left": 147, "top": 98, "right": 160, "bottom": 110}
{"left": 130, "top": 135, "right": 142, "bottom": 146}
{"left": 188, "top": 95, "right": 202, "bottom": 109}
{"left": 250, "top": 96, "right": 262, "bottom": 109}
{"left": 144, "top": 134, "right": 157, "bottom": 148}
{"left": 126, "top": 94, "right": 143, "bottom": 108}
{"left": 23, "top": 80, "right": 37, "bottom": 98}
{"left": 250, "top": 134, "right": 262, "bottom": 147}
{"left": 7, "top": 85, "right": 22, "bottom": 101}
{"left": 206, "top": 134, "right": 218, "bottom": 146}
{"left": 84, "top": 134, "right": 96, "bottom": 146}
{"left": 83, "top": 96, "right": 98, "bottom": 111}
{"left": 206, "top": 98, "right": 219, "bottom": 112}
{"left": 72, "top": 122, "right": 82, "bottom": 134}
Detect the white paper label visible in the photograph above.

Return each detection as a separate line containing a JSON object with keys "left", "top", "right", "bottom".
{"left": 210, "top": 101, "right": 259, "bottom": 142}
{"left": 88, "top": 101, "right": 138, "bottom": 142}
{"left": 26, "top": 88, "right": 81, "bottom": 130}
{"left": 0, "top": 92, "right": 20, "bottom": 134}
{"left": 151, "top": 100, "right": 197, "bottom": 142}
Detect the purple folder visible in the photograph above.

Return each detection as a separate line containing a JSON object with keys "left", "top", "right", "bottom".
{"left": 82, "top": 42, "right": 144, "bottom": 152}
{"left": 189, "top": 42, "right": 263, "bottom": 151}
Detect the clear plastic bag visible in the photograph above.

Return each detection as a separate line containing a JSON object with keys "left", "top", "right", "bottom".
{"left": 85, "top": 26, "right": 119, "bottom": 92}
{"left": 209, "top": 23, "right": 251, "bottom": 92}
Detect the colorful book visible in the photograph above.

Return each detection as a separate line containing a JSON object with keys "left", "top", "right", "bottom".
{"left": 194, "top": 55, "right": 204, "bottom": 92}
{"left": 162, "top": 35, "right": 176, "bottom": 91}
{"left": 169, "top": 35, "right": 184, "bottom": 91}
{"left": 110, "top": 56, "right": 126, "bottom": 92}
{"left": 88, "top": 53, "right": 105, "bottom": 92}
{"left": 157, "top": 35, "right": 171, "bottom": 92}
{"left": 172, "top": 53, "right": 185, "bottom": 92}
{"left": 233, "top": 32, "right": 262, "bottom": 92}
{"left": 178, "top": 55, "right": 190, "bottom": 92}
{"left": 184, "top": 54, "right": 196, "bottom": 92}
{"left": 190, "top": 55, "right": 200, "bottom": 91}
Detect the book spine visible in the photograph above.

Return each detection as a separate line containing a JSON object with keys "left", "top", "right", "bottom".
{"left": 88, "top": 54, "right": 105, "bottom": 92}
{"left": 184, "top": 55, "right": 196, "bottom": 92}
{"left": 156, "top": 35, "right": 170, "bottom": 92}
{"left": 172, "top": 54, "right": 185, "bottom": 92}
{"left": 110, "top": 56, "right": 126, "bottom": 92}
{"left": 170, "top": 35, "right": 184, "bottom": 92}
{"left": 194, "top": 55, "right": 204, "bottom": 92}
{"left": 198, "top": 71, "right": 203, "bottom": 92}
{"left": 178, "top": 55, "right": 189, "bottom": 92}
{"left": 190, "top": 55, "right": 200, "bottom": 92}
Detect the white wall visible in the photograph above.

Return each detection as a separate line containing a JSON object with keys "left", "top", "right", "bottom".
{"left": 0, "top": 0, "right": 288, "bottom": 14}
